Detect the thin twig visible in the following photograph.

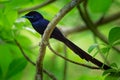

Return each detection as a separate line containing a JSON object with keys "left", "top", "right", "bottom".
{"left": 35, "top": 0, "right": 85, "bottom": 80}
{"left": 43, "top": 70, "right": 57, "bottom": 80}
{"left": 96, "top": 12, "right": 120, "bottom": 26}
{"left": 77, "top": 4, "right": 107, "bottom": 43}
{"left": 63, "top": 44, "right": 67, "bottom": 80}
{"left": 14, "top": 39, "right": 57, "bottom": 80}
{"left": 18, "top": 0, "right": 56, "bottom": 14}
{"left": 14, "top": 39, "right": 35, "bottom": 65}
{"left": 62, "top": 12, "right": 120, "bottom": 35}
{"left": 48, "top": 43, "right": 100, "bottom": 69}
{"left": 92, "top": 34, "right": 110, "bottom": 65}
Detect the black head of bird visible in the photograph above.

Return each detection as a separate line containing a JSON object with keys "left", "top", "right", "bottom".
{"left": 23, "top": 11, "right": 44, "bottom": 23}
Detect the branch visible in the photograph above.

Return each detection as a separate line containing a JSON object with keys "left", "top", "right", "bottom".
{"left": 76, "top": 5, "right": 120, "bottom": 53}
{"left": 62, "top": 12, "right": 120, "bottom": 35}
{"left": 48, "top": 43, "right": 100, "bottom": 69}
{"left": 14, "top": 39, "right": 35, "bottom": 65}
{"left": 14, "top": 39, "right": 57, "bottom": 80}
{"left": 43, "top": 70, "right": 57, "bottom": 80}
{"left": 18, "top": 0, "right": 56, "bottom": 14}
{"left": 77, "top": 5, "right": 107, "bottom": 42}
{"left": 96, "top": 12, "right": 120, "bottom": 26}
{"left": 35, "top": 0, "right": 85, "bottom": 80}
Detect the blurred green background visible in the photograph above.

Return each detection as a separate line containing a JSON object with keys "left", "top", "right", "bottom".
{"left": 0, "top": 0, "right": 120, "bottom": 80}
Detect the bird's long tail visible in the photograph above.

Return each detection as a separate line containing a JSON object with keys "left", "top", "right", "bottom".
{"left": 59, "top": 36, "right": 111, "bottom": 70}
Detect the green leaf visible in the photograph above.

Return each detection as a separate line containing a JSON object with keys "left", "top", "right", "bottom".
{"left": 0, "top": 0, "right": 10, "bottom": 3}
{"left": 0, "top": 65, "right": 3, "bottom": 79}
{"left": 103, "top": 68, "right": 120, "bottom": 80}
{"left": 110, "top": 63, "right": 118, "bottom": 69}
{"left": 4, "top": 7, "right": 18, "bottom": 28}
{"left": 0, "top": 44, "right": 13, "bottom": 74}
{"left": 5, "top": 58, "right": 27, "bottom": 79}
{"left": 0, "top": 7, "right": 17, "bottom": 40}
{"left": 100, "top": 47, "right": 110, "bottom": 54}
{"left": 4, "top": 0, "right": 30, "bottom": 8}
{"left": 108, "top": 27, "right": 120, "bottom": 45}
{"left": 103, "top": 69, "right": 117, "bottom": 76}
{"left": 88, "top": 0, "right": 112, "bottom": 13}
{"left": 88, "top": 44, "right": 98, "bottom": 53}
{"left": 113, "top": 41, "right": 120, "bottom": 46}
{"left": 16, "top": 33, "right": 32, "bottom": 47}
{"left": 104, "top": 72, "right": 120, "bottom": 80}
{"left": 93, "top": 51, "right": 99, "bottom": 57}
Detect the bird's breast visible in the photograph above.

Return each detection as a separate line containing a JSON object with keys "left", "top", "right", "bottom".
{"left": 32, "top": 20, "right": 48, "bottom": 35}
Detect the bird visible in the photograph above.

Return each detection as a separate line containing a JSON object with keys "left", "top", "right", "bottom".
{"left": 23, "top": 11, "right": 110, "bottom": 70}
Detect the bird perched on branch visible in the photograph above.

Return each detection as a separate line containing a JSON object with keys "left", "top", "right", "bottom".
{"left": 23, "top": 11, "right": 110, "bottom": 70}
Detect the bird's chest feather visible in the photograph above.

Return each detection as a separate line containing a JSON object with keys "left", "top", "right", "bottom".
{"left": 32, "top": 19, "right": 49, "bottom": 35}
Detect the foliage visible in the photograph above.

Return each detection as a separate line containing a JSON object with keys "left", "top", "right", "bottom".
{"left": 5, "top": 58, "right": 28, "bottom": 79}
{"left": 88, "top": 0, "right": 112, "bottom": 13}
{"left": 108, "top": 27, "right": 120, "bottom": 45}
{"left": 103, "top": 68, "right": 120, "bottom": 80}
{"left": 88, "top": 27, "right": 120, "bottom": 79}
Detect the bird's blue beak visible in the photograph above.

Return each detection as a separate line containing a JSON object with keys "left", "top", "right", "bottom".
{"left": 22, "top": 16, "right": 33, "bottom": 18}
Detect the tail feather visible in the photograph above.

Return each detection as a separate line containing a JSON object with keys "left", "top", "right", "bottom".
{"left": 60, "top": 37, "right": 111, "bottom": 70}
